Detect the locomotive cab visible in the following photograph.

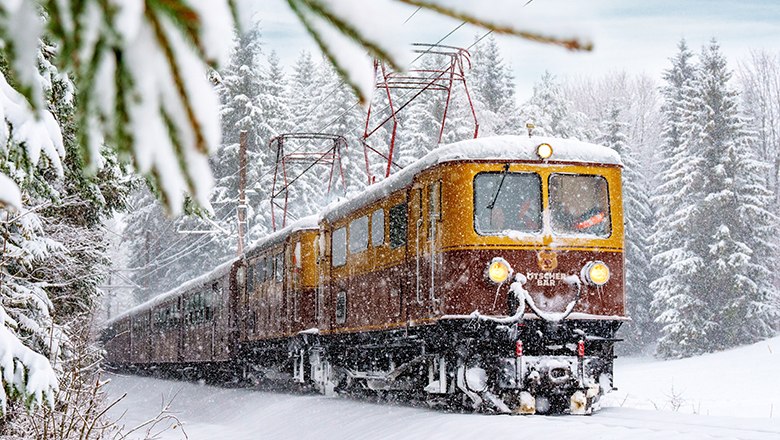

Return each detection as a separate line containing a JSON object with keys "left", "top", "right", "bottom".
{"left": 404, "top": 137, "right": 626, "bottom": 414}
{"left": 415, "top": 158, "right": 625, "bottom": 320}
{"left": 103, "top": 135, "right": 627, "bottom": 416}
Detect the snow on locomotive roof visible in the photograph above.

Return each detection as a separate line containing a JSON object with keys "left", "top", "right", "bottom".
{"left": 433, "top": 135, "right": 621, "bottom": 166}
{"left": 324, "top": 135, "right": 621, "bottom": 222}
{"left": 244, "top": 214, "right": 320, "bottom": 254}
{"left": 106, "top": 217, "right": 321, "bottom": 327}
{"left": 107, "top": 136, "right": 617, "bottom": 325}
{"left": 105, "top": 257, "right": 237, "bottom": 327}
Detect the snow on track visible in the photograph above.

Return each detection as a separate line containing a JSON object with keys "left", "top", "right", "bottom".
{"left": 604, "top": 336, "right": 780, "bottom": 418}
{"left": 105, "top": 336, "right": 780, "bottom": 439}
{"left": 105, "top": 373, "right": 779, "bottom": 440}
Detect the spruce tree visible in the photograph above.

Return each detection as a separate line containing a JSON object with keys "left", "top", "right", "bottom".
{"left": 688, "top": 41, "right": 778, "bottom": 348}
{"left": 249, "top": 50, "right": 294, "bottom": 240}
{"left": 312, "top": 62, "right": 365, "bottom": 197}
{"left": 653, "top": 40, "right": 779, "bottom": 358}
{"left": 289, "top": 51, "right": 319, "bottom": 132}
{"left": 650, "top": 40, "right": 706, "bottom": 358}
{"left": 213, "top": 28, "right": 266, "bottom": 239}
{"left": 0, "top": 43, "right": 129, "bottom": 419}
{"left": 599, "top": 102, "right": 656, "bottom": 348}
{"left": 519, "top": 72, "right": 590, "bottom": 139}
{"left": 470, "top": 36, "right": 520, "bottom": 136}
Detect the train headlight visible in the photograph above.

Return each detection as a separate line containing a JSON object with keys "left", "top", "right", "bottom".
{"left": 487, "top": 258, "right": 513, "bottom": 284}
{"left": 581, "top": 261, "right": 610, "bottom": 286}
{"left": 536, "top": 143, "right": 553, "bottom": 160}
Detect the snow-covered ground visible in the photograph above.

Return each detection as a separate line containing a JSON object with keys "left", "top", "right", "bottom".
{"left": 604, "top": 336, "right": 780, "bottom": 418}
{"left": 105, "top": 336, "right": 780, "bottom": 439}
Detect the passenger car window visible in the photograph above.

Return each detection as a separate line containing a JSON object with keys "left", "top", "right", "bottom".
{"left": 549, "top": 174, "right": 611, "bottom": 237}
{"left": 171, "top": 303, "right": 180, "bottom": 328}
{"left": 332, "top": 227, "right": 347, "bottom": 267}
{"left": 371, "top": 209, "right": 384, "bottom": 247}
{"left": 256, "top": 258, "right": 265, "bottom": 283}
{"left": 473, "top": 172, "right": 542, "bottom": 235}
{"left": 349, "top": 216, "right": 369, "bottom": 254}
{"left": 275, "top": 253, "right": 284, "bottom": 282}
{"left": 247, "top": 264, "right": 255, "bottom": 293}
{"left": 389, "top": 203, "right": 407, "bottom": 249}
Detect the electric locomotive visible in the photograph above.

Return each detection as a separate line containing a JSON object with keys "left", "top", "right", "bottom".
{"left": 103, "top": 134, "right": 625, "bottom": 415}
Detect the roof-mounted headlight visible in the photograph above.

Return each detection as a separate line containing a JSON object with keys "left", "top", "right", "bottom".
{"left": 536, "top": 143, "right": 553, "bottom": 160}
{"left": 487, "top": 258, "right": 513, "bottom": 284}
{"left": 581, "top": 261, "right": 610, "bottom": 286}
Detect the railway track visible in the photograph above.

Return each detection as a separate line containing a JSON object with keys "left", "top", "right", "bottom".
{"left": 105, "top": 373, "right": 780, "bottom": 440}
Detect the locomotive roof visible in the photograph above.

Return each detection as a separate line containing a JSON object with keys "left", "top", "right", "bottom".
{"left": 105, "top": 136, "right": 619, "bottom": 327}
{"left": 323, "top": 135, "right": 621, "bottom": 223}
{"left": 105, "top": 257, "right": 237, "bottom": 327}
{"left": 243, "top": 214, "right": 320, "bottom": 256}
{"left": 105, "top": 216, "right": 322, "bottom": 327}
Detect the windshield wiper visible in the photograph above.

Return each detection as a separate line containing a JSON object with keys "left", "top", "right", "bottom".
{"left": 487, "top": 163, "right": 511, "bottom": 210}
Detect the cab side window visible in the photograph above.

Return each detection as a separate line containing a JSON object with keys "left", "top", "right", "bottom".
{"left": 275, "top": 253, "right": 284, "bottom": 282}
{"left": 371, "top": 209, "right": 385, "bottom": 247}
{"left": 247, "top": 263, "right": 255, "bottom": 293}
{"left": 349, "top": 216, "right": 369, "bottom": 254}
{"left": 256, "top": 258, "right": 265, "bottom": 284}
{"left": 389, "top": 203, "right": 407, "bottom": 249}
{"left": 332, "top": 227, "right": 347, "bottom": 266}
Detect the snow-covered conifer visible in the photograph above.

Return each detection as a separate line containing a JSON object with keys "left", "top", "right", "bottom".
{"left": 470, "top": 36, "right": 520, "bottom": 136}
{"left": 519, "top": 72, "right": 590, "bottom": 140}
{"left": 248, "top": 50, "right": 295, "bottom": 240}
{"left": 600, "top": 102, "right": 656, "bottom": 348}
{"left": 649, "top": 40, "right": 706, "bottom": 358}
{"left": 212, "top": 28, "right": 270, "bottom": 246}
{"left": 312, "top": 62, "right": 365, "bottom": 197}
{"left": 652, "top": 40, "right": 779, "bottom": 357}
{"left": 0, "top": 45, "right": 128, "bottom": 419}
{"left": 689, "top": 41, "right": 778, "bottom": 347}
{"left": 290, "top": 52, "right": 319, "bottom": 133}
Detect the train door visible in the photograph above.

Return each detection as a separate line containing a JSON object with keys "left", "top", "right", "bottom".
{"left": 299, "top": 234, "right": 317, "bottom": 329}
{"left": 386, "top": 196, "right": 409, "bottom": 323}
{"left": 316, "top": 227, "right": 331, "bottom": 332}
{"left": 228, "top": 263, "right": 242, "bottom": 358}
{"left": 129, "top": 317, "right": 134, "bottom": 363}
{"left": 244, "top": 258, "right": 255, "bottom": 341}
{"left": 177, "top": 295, "right": 185, "bottom": 363}
{"left": 286, "top": 239, "right": 302, "bottom": 334}
{"left": 329, "top": 224, "right": 348, "bottom": 331}
{"left": 273, "top": 247, "right": 285, "bottom": 337}
{"left": 407, "top": 184, "right": 429, "bottom": 322}
{"left": 427, "top": 180, "right": 442, "bottom": 315}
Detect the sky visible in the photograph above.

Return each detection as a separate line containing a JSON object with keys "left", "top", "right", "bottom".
{"left": 240, "top": 0, "right": 780, "bottom": 102}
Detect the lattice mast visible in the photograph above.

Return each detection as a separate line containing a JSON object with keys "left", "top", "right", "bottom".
{"left": 362, "top": 43, "right": 479, "bottom": 185}
{"left": 269, "top": 133, "right": 347, "bottom": 230}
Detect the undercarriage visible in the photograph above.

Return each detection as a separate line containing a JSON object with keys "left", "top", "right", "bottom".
{"left": 256, "top": 317, "right": 623, "bottom": 415}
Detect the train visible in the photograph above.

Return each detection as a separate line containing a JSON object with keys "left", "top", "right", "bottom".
{"left": 102, "top": 134, "right": 626, "bottom": 415}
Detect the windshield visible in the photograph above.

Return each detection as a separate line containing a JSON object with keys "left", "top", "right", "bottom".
{"left": 474, "top": 172, "right": 542, "bottom": 234}
{"left": 549, "top": 174, "right": 611, "bottom": 237}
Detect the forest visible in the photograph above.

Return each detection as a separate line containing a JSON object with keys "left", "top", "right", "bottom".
{"left": 121, "top": 32, "right": 780, "bottom": 360}
{"left": 0, "top": 0, "right": 778, "bottom": 437}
